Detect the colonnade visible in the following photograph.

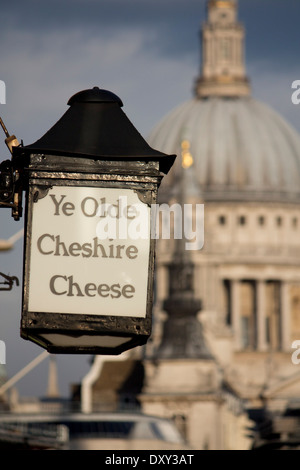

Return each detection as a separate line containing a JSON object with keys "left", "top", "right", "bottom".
{"left": 230, "top": 279, "right": 291, "bottom": 352}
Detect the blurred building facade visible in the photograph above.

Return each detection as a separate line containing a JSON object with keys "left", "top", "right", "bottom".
{"left": 81, "top": 0, "right": 300, "bottom": 450}
{"left": 141, "top": 0, "right": 300, "bottom": 450}
{"left": 33, "top": 0, "right": 300, "bottom": 450}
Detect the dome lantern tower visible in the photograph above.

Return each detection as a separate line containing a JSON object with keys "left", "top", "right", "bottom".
{"left": 195, "top": 0, "right": 250, "bottom": 98}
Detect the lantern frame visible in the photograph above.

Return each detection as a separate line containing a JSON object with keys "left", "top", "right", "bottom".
{"left": 21, "top": 155, "right": 161, "bottom": 354}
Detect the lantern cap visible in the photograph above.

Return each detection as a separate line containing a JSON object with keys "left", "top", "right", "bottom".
{"left": 14, "top": 87, "right": 176, "bottom": 174}
{"left": 67, "top": 86, "right": 123, "bottom": 107}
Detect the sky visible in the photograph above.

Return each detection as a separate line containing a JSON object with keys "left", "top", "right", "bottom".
{"left": 0, "top": 0, "right": 299, "bottom": 398}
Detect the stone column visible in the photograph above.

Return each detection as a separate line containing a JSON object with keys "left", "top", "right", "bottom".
{"left": 231, "top": 279, "right": 242, "bottom": 350}
{"left": 234, "top": 34, "right": 238, "bottom": 65}
{"left": 281, "top": 281, "right": 291, "bottom": 352}
{"left": 257, "top": 280, "right": 267, "bottom": 351}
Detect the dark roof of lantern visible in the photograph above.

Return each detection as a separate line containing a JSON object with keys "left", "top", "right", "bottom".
{"left": 14, "top": 87, "right": 176, "bottom": 174}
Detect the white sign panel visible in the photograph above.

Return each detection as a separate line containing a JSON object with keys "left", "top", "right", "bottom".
{"left": 28, "top": 186, "right": 150, "bottom": 318}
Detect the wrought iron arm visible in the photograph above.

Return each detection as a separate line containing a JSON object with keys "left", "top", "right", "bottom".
{"left": 0, "top": 117, "right": 23, "bottom": 220}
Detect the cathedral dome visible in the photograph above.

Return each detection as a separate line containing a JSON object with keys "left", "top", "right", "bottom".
{"left": 148, "top": 96, "right": 300, "bottom": 203}
{"left": 148, "top": 0, "right": 300, "bottom": 203}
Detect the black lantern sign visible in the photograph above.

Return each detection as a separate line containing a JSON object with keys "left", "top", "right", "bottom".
{"left": 11, "top": 87, "right": 175, "bottom": 355}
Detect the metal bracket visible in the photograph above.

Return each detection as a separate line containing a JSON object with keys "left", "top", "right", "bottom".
{"left": 0, "top": 116, "right": 23, "bottom": 220}
{"left": 0, "top": 159, "right": 23, "bottom": 220}
{"left": 134, "top": 189, "right": 153, "bottom": 206}
{"left": 0, "top": 272, "right": 19, "bottom": 291}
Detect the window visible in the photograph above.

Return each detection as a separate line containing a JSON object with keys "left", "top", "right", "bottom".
{"left": 241, "top": 317, "right": 250, "bottom": 349}
{"left": 218, "top": 215, "right": 226, "bottom": 225}
{"left": 258, "top": 216, "right": 265, "bottom": 226}
{"left": 222, "top": 280, "right": 231, "bottom": 326}
{"left": 240, "top": 281, "right": 256, "bottom": 349}
{"left": 276, "top": 216, "right": 282, "bottom": 227}
{"left": 291, "top": 286, "right": 300, "bottom": 343}
{"left": 238, "top": 215, "right": 246, "bottom": 226}
{"left": 265, "top": 281, "right": 281, "bottom": 351}
{"left": 292, "top": 217, "right": 298, "bottom": 228}
{"left": 220, "top": 38, "right": 231, "bottom": 60}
